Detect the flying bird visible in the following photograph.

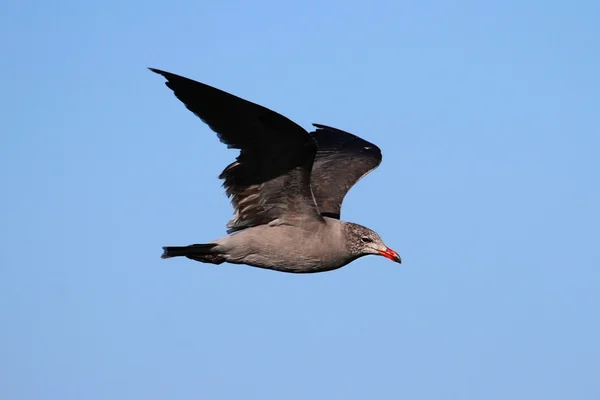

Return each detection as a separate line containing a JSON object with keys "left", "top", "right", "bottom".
{"left": 150, "top": 68, "right": 401, "bottom": 273}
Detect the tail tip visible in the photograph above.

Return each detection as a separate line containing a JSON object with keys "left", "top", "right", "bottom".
{"left": 161, "top": 247, "right": 172, "bottom": 259}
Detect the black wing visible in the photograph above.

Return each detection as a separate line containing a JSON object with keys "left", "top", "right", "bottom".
{"left": 150, "top": 68, "right": 324, "bottom": 232}
{"left": 309, "top": 124, "right": 382, "bottom": 219}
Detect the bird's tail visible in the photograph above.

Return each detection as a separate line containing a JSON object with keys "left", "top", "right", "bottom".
{"left": 161, "top": 243, "right": 225, "bottom": 264}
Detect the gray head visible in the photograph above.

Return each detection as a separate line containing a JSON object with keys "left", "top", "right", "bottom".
{"left": 344, "top": 222, "right": 402, "bottom": 263}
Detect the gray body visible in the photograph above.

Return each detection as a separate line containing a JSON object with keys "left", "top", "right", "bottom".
{"left": 151, "top": 68, "right": 402, "bottom": 273}
{"left": 215, "top": 218, "right": 355, "bottom": 273}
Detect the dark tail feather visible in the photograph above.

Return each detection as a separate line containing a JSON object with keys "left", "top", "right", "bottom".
{"left": 161, "top": 243, "right": 224, "bottom": 264}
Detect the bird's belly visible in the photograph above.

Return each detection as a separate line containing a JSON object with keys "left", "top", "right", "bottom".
{"left": 242, "top": 254, "right": 347, "bottom": 273}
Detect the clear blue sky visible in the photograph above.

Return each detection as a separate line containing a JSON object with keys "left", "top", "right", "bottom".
{"left": 1, "top": 0, "right": 599, "bottom": 398}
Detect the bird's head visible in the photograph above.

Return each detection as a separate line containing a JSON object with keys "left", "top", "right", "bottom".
{"left": 345, "top": 222, "right": 402, "bottom": 264}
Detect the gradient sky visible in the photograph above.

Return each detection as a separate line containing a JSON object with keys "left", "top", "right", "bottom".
{"left": 2, "top": 0, "right": 599, "bottom": 399}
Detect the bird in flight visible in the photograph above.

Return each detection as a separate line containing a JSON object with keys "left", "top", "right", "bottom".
{"left": 150, "top": 68, "right": 401, "bottom": 273}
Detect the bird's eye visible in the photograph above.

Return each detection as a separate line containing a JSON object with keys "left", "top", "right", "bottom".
{"left": 361, "top": 236, "right": 374, "bottom": 243}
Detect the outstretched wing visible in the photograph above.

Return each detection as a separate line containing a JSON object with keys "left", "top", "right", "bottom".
{"left": 150, "top": 68, "right": 324, "bottom": 232}
{"left": 309, "top": 124, "right": 382, "bottom": 219}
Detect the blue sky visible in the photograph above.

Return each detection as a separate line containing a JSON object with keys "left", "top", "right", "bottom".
{"left": 2, "top": 0, "right": 599, "bottom": 398}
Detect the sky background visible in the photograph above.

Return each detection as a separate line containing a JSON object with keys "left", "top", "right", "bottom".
{"left": 1, "top": 0, "right": 599, "bottom": 399}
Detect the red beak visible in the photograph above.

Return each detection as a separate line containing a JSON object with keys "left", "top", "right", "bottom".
{"left": 378, "top": 247, "right": 402, "bottom": 263}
